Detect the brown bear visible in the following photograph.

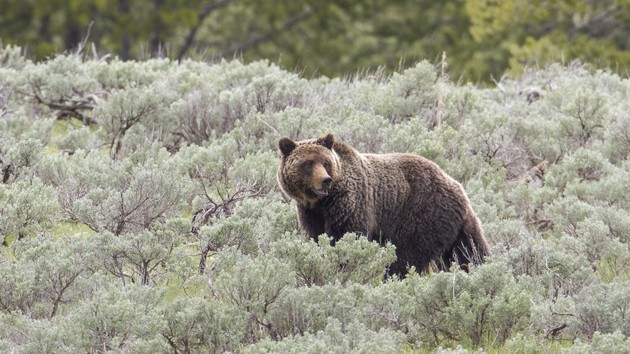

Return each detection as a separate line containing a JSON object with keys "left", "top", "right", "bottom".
{"left": 277, "top": 133, "right": 491, "bottom": 277}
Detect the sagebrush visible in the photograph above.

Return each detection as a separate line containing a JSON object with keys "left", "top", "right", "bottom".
{"left": 1, "top": 46, "right": 629, "bottom": 353}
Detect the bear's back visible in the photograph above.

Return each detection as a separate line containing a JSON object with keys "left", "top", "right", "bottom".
{"left": 361, "top": 153, "right": 469, "bottom": 236}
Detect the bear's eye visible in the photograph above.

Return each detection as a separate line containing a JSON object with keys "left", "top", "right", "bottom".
{"left": 300, "top": 161, "right": 313, "bottom": 172}
{"left": 322, "top": 161, "right": 331, "bottom": 170}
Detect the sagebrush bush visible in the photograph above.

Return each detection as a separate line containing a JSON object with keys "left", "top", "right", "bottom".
{"left": 160, "top": 295, "right": 249, "bottom": 353}
{"left": 244, "top": 318, "right": 406, "bottom": 354}
{"left": 1, "top": 46, "right": 630, "bottom": 352}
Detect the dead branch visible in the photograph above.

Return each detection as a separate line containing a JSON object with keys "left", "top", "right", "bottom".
{"left": 194, "top": 182, "right": 265, "bottom": 274}
{"left": 29, "top": 84, "right": 100, "bottom": 124}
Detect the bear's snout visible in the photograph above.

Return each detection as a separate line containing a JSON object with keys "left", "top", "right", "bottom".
{"left": 313, "top": 176, "right": 332, "bottom": 197}
{"left": 311, "top": 172, "right": 332, "bottom": 197}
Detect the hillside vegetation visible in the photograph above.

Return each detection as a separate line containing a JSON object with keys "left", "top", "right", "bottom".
{"left": 1, "top": 46, "right": 629, "bottom": 352}
{"left": 3, "top": 0, "right": 629, "bottom": 82}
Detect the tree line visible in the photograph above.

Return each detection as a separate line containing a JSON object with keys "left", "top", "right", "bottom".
{"left": 1, "top": 0, "right": 629, "bottom": 82}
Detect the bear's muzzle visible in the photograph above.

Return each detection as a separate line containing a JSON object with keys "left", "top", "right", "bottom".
{"left": 314, "top": 176, "right": 332, "bottom": 197}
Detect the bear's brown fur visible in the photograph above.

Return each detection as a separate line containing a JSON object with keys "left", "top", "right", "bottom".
{"left": 277, "top": 133, "right": 490, "bottom": 276}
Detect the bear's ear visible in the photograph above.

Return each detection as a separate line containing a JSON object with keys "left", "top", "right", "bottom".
{"left": 279, "top": 137, "right": 297, "bottom": 157}
{"left": 318, "top": 134, "right": 334, "bottom": 150}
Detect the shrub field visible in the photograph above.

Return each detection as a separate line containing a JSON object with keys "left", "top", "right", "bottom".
{"left": 1, "top": 46, "right": 629, "bottom": 352}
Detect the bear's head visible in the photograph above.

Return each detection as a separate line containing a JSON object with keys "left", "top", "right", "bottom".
{"left": 277, "top": 133, "right": 340, "bottom": 205}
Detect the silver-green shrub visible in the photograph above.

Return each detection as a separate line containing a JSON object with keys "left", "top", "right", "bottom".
{"left": 1, "top": 47, "right": 630, "bottom": 352}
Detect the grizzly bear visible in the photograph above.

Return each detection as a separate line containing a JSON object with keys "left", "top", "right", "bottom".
{"left": 277, "top": 133, "right": 491, "bottom": 277}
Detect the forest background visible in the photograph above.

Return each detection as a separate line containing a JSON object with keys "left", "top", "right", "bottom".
{"left": 1, "top": 0, "right": 630, "bottom": 353}
{"left": 2, "top": 0, "right": 630, "bottom": 82}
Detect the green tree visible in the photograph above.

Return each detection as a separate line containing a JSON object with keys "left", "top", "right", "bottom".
{"left": 2, "top": 0, "right": 630, "bottom": 81}
{"left": 466, "top": 0, "right": 630, "bottom": 80}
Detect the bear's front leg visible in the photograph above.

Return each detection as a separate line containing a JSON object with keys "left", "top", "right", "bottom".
{"left": 297, "top": 206, "right": 326, "bottom": 242}
{"left": 323, "top": 211, "right": 371, "bottom": 246}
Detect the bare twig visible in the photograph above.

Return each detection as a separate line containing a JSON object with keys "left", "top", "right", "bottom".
{"left": 435, "top": 51, "right": 447, "bottom": 128}
{"left": 194, "top": 183, "right": 265, "bottom": 274}
{"left": 75, "top": 21, "right": 94, "bottom": 56}
{"left": 256, "top": 115, "right": 280, "bottom": 136}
